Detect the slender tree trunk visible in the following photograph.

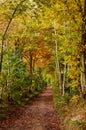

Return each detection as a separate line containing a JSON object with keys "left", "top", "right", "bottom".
{"left": 0, "top": 0, "right": 25, "bottom": 73}
{"left": 53, "top": 21, "right": 62, "bottom": 93}
{"left": 6, "top": 41, "right": 10, "bottom": 89}
{"left": 0, "top": 0, "right": 26, "bottom": 110}
{"left": 81, "top": 0, "right": 86, "bottom": 95}
{"left": 62, "top": 6, "right": 66, "bottom": 96}
{"left": 7, "top": 43, "right": 10, "bottom": 76}
{"left": 29, "top": 50, "right": 33, "bottom": 84}
{"left": 62, "top": 64, "right": 67, "bottom": 96}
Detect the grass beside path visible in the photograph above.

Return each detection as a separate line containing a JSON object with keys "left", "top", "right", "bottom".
{"left": 53, "top": 87, "right": 86, "bottom": 130}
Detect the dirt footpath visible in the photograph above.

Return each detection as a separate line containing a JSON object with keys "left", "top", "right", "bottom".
{"left": 0, "top": 87, "right": 62, "bottom": 130}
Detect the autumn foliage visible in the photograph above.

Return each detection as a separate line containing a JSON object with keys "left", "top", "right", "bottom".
{"left": 0, "top": 0, "right": 86, "bottom": 124}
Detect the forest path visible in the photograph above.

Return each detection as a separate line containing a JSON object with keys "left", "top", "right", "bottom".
{"left": 0, "top": 87, "right": 62, "bottom": 130}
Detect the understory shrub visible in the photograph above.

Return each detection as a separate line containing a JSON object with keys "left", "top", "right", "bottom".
{"left": 0, "top": 55, "right": 47, "bottom": 109}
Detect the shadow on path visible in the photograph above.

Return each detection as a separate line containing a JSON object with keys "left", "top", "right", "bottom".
{"left": 0, "top": 87, "right": 62, "bottom": 130}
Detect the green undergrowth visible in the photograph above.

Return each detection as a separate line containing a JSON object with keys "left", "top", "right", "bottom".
{"left": 53, "top": 86, "right": 86, "bottom": 130}
{"left": 0, "top": 57, "right": 47, "bottom": 120}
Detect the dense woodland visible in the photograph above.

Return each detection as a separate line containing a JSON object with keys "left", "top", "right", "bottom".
{"left": 0, "top": 0, "right": 86, "bottom": 129}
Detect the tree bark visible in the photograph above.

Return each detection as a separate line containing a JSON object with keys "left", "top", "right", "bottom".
{"left": 62, "top": 64, "right": 66, "bottom": 96}
{"left": 53, "top": 21, "right": 62, "bottom": 93}
{"left": 81, "top": 0, "right": 86, "bottom": 94}
{"left": 29, "top": 50, "right": 33, "bottom": 84}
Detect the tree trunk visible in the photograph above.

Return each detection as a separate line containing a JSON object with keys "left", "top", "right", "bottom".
{"left": 62, "top": 64, "right": 66, "bottom": 96}
{"left": 29, "top": 50, "right": 33, "bottom": 84}
{"left": 0, "top": 0, "right": 25, "bottom": 73}
{"left": 81, "top": 0, "right": 86, "bottom": 95}
{"left": 53, "top": 21, "right": 62, "bottom": 93}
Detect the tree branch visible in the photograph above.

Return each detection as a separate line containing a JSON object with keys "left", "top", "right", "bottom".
{"left": 0, "top": 0, "right": 26, "bottom": 73}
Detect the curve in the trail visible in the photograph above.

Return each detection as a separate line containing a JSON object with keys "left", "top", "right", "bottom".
{"left": 0, "top": 87, "right": 62, "bottom": 130}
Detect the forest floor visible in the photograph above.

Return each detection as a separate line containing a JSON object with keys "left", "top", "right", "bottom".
{"left": 0, "top": 87, "right": 62, "bottom": 130}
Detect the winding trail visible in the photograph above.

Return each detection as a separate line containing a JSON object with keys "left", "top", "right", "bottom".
{"left": 0, "top": 87, "right": 62, "bottom": 130}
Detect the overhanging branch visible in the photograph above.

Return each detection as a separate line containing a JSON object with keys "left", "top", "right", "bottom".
{"left": 0, "top": 0, "right": 26, "bottom": 73}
